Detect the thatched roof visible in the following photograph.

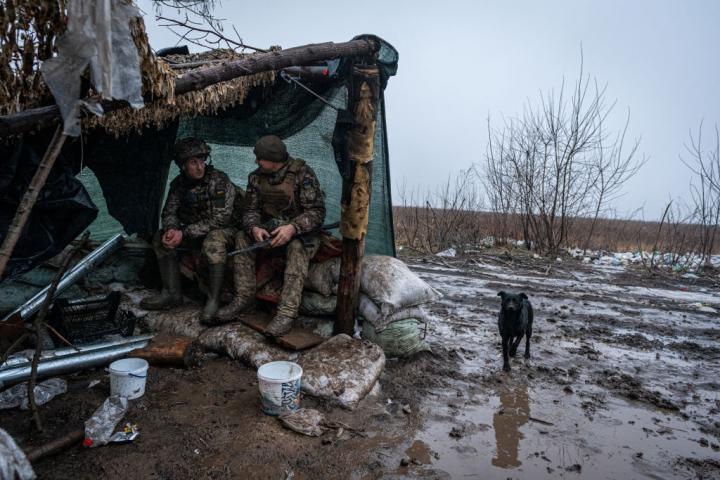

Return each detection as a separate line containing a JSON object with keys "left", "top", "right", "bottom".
{"left": 0, "top": 3, "right": 277, "bottom": 137}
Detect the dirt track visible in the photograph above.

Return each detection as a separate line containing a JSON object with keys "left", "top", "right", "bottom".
{"left": 401, "top": 252, "right": 720, "bottom": 479}
{"left": 2, "top": 250, "right": 719, "bottom": 479}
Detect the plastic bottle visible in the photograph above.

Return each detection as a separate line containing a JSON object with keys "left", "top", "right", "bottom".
{"left": 83, "top": 396, "right": 128, "bottom": 448}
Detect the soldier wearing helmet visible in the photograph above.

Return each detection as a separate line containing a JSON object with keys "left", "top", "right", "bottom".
{"left": 210, "top": 135, "right": 326, "bottom": 337}
{"left": 141, "top": 137, "right": 244, "bottom": 322}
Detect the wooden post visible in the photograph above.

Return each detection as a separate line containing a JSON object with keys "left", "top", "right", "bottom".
{"left": 335, "top": 65, "right": 380, "bottom": 335}
{"left": 0, "top": 126, "right": 67, "bottom": 280}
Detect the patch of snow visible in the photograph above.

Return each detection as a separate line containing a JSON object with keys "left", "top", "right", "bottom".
{"left": 436, "top": 248, "right": 456, "bottom": 258}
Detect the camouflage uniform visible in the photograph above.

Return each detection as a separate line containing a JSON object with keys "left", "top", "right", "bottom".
{"left": 153, "top": 165, "right": 239, "bottom": 265}
{"left": 142, "top": 137, "right": 243, "bottom": 317}
{"left": 216, "top": 136, "right": 326, "bottom": 334}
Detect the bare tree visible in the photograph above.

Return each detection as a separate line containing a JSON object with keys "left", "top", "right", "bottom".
{"left": 582, "top": 109, "right": 646, "bottom": 252}
{"left": 482, "top": 55, "right": 644, "bottom": 254}
{"left": 682, "top": 122, "right": 720, "bottom": 268}
{"left": 150, "top": 0, "right": 265, "bottom": 53}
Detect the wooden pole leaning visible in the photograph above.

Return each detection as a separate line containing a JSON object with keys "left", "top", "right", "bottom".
{"left": 335, "top": 65, "right": 381, "bottom": 335}
{"left": 0, "top": 126, "right": 67, "bottom": 279}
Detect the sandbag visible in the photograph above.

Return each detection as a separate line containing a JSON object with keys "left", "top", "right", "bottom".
{"left": 304, "top": 257, "right": 341, "bottom": 296}
{"left": 299, "top": 334, "right": 385, "bottom": 410}
{"left": 362, "top": 319, "right": 431, "bottom": 358}
{"left": 299, "top": 292, "right": 337, "bottom": 316}
{"left": 295, "top": 316, "right": 335, "bottom": 338}
{"left": 358, "top": 293, "right": 428, "bottom": 332}
{"left": 197, "top": 323, "right": 295, "bottom": 368}
{"left": 360, "top": 255, "right": 441, "bottom": 315}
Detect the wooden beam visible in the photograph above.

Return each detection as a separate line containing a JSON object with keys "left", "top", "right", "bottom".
{"left": 0, "top": 39, "right": 377, "bottom": 137}
{"left": 335, "top": 65, "right": 381, "bottom": 335}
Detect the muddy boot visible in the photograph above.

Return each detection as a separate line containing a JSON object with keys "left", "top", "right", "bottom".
{"left": 140, "top": 255, "right": 182, "bottom": 310}
{"left": 266, "top": 271, "right": 304, "bottom": 338}
{"left": 265, "top": 314, "right": 295, "bottom": 338}
{"left": 200, "top": 263, "right": 225, "bottom": 323}
{"left": 212, "top": 254, "right": 256, "bottom": 325}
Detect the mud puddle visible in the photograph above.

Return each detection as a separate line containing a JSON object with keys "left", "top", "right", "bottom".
{"left": 393, "top": 255, "right": 720, "bottom": 479}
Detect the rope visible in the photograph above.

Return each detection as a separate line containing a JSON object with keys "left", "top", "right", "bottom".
{"left": 279, "top": 70, "right": 341, "bottom": 111}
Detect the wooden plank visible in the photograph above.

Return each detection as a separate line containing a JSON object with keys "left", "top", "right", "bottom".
{"left": 240, "top": 313, "right": 324, "bottom": 351}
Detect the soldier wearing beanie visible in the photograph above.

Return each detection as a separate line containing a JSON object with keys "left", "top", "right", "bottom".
{"left": 211, "top": 135, "right": 326, "bottom": 337}
{"left": 141, "top": 137, "right": 244, "bottom": 323}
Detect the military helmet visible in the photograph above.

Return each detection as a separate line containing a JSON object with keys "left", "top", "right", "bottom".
{"left": 173, "top": 137, "right": 211, "bottom": 167}
{"left": 254, "top": 135, "right": 288, "bottom": 163}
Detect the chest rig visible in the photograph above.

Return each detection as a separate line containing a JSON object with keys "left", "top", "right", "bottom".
{"left": 178, "top": 168, "right": 224, "bottom": 222}
{"left": 256, "top": 158, "right": 305, "bottom": 222}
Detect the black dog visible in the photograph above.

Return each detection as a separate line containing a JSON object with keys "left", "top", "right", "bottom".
{"left": 497, "top": 291, "right": 533, "bottom": 372}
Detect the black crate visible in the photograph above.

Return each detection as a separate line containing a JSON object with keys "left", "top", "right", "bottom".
{"left": 49, "top": 292, "right": 135, "bottom": 344}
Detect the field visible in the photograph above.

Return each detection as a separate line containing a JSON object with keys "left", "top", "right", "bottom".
{"left": 2, "top": 246, "right": 719, "bottom": 479}
{"left": 393, "top": 206, "right": 720, "bottom": 259}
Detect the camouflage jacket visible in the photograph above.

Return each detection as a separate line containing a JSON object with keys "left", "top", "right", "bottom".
{"left": 161, "top": 166, "right": 240, "bottom": 239}
{"left": 242, "top": 158, "right": 326, "bottom": 235}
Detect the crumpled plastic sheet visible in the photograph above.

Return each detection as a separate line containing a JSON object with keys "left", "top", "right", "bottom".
{"left": 0, "top": 428, "right": 35, "bottom": 480}
{"left": 278, "top": 408, "right": 325, "bottom": 437}
{"left": 0, "top": 378, "right": 67, "bottom": 411}
{"left": 41, "top": 0, "right": 144, "bottom": 136}
{"left": 84, "top": 395, "right": 128, "bottom": 448}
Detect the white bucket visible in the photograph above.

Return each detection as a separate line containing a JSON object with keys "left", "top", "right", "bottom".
{"left": 109, "top": 358, "right": 149, "bottom": 400}
{"left": 257, "top": 361, "right": 303, "bottom": 416}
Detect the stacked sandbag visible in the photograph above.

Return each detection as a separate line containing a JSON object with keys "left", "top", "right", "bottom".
{"left": 302, "top": 255, "right": 440, "bottom": 357}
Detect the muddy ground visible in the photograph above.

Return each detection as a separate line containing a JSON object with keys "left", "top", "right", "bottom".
{"left": 2, "top": 249, "right": 719, "bottom": 479}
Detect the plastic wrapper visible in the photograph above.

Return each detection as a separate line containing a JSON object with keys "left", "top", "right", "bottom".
{"left": 84, "top": 395, "right": 128, "bottom": 448}
{"left": 0, "top": 428, "right": 35, "bottom": 480}
{"left": 0, "top": 378, "right": 67, "bottom": 410}
{"left": 109, "top": 423, "right": 139, "bottom": 443}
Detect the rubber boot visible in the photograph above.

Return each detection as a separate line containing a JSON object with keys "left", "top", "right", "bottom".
{"left": 140, "top": 255, "right": 182, "bottom": 310}
{"left": 200, "top": 263, "right": 225, "bottom": 324}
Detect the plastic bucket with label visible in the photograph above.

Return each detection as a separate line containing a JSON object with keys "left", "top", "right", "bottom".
{"left": 257, "top": 361, "right": 302, "bottom": 416}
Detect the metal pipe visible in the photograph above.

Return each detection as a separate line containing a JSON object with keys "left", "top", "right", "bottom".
{"left": 0, "top": 334, "right": 155, "bottom": 370}
{"left": 1, "top": 234, "right": 124, "bottom": 323}
{"left": 0, "top": 335, "right": 152, "bottom": 387}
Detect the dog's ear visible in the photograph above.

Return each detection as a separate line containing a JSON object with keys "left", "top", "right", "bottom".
{"left": 497, "top": 291, "right": 506, "bottom": 298}
{"left": 520, "top": 293, "right": 528, "bottom": 299}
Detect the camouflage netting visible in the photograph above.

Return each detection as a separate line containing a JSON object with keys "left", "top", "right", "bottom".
{"left": 0, "top": 0, "right": 399, "bottom": 277}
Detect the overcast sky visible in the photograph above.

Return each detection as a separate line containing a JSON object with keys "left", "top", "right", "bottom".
{"left": 137, "top": 0, "right": 720, "bottom": 218}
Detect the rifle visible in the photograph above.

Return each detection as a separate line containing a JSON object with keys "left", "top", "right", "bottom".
{"left": 227, "top": 221, "right": 340, "bottom": 257}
